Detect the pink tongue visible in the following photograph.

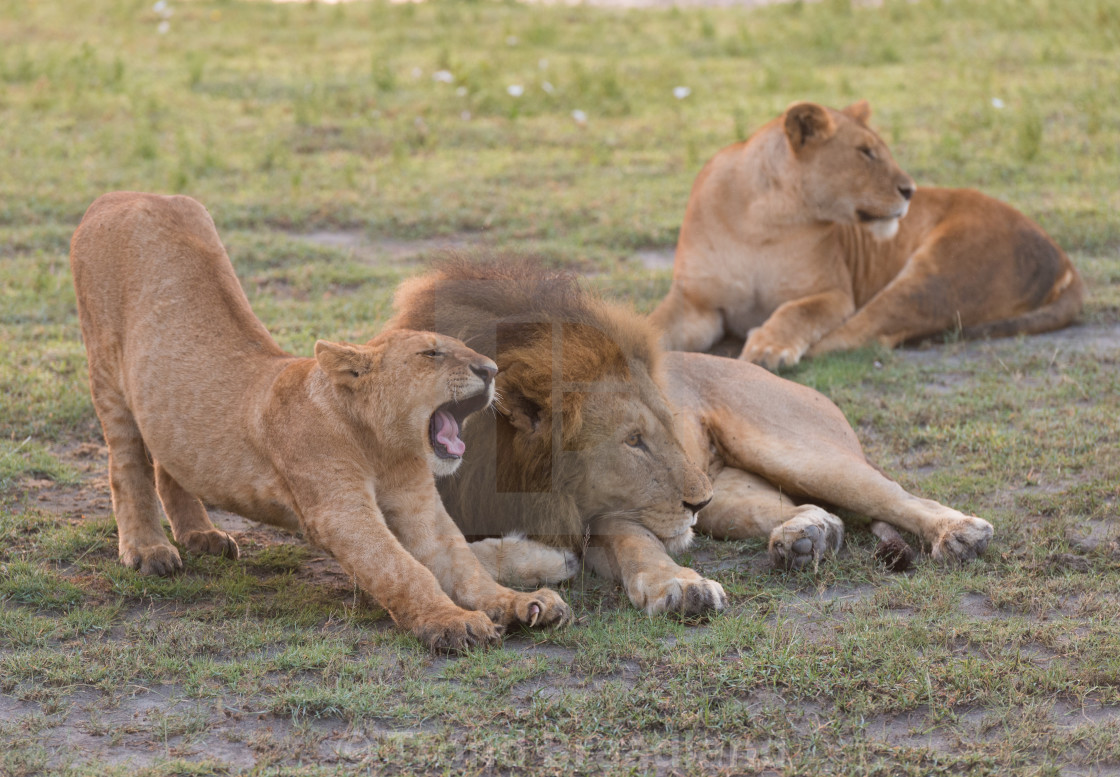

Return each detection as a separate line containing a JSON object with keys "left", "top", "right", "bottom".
{"left": 435, "top": 410, "right": 466, "bottom": 456}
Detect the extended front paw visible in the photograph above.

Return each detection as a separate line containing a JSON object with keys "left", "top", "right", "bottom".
{"left": 469, "top": 535, "right": 579, "bottom": 588}
{"left": 930, "top": 516, "right": 993, "bottom": 563}
{"left": 633, "top": 575, "right": 727, "bottom": 617}
{"left": 120, "top": 541, "right": 183, "bottom": 576}
{"left": 741, "top": 328, "right": 808, "bottom": 370}
{"left": 769, "top": 508, "right": 844, "bottom": 570}
{"left": 494, "top": 588, "right": 573, "bottom": 630}
{"left": 412, "top": 607, "right": 502, "bottom": 654}
{"left": 180, "top": 529, "right": 239, "bottom": 560}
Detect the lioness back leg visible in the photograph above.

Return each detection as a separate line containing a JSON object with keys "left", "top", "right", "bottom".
{"left": 808, "top": 254, "right": 961, "bottom": 356}
{"left": 810, "top": 223, "right": 1078, "bottom": 356}
{"left": 155, "top": 463, "right": 238, "bottom": 560}
{"left": 698, "top": 468, "right": 842, "bottom": 570}
{"left": 92, "top": 387, "right": 182, "bottom": 576}
{"left": 469, "top": 534, "right": 579, "bottom": 588}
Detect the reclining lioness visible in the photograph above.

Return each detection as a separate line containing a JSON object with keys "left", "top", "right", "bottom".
{"left": 651, "top": 100, "right": 1083, "bottom": 368}
{"left": 69, "top": 192, "right": 570, "bottom": 651}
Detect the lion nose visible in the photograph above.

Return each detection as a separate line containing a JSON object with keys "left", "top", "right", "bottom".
{"left": 683, "top": 497, "right": 712, "bottom": 514}
{"left": 898, "top": 183, "right": 915, "bottom": 201}
{"left": 471, "top": 363, "right": 497, "bottom": 384}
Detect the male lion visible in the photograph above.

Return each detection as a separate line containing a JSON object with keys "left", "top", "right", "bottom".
{"left": 651, "top": 100, "right": 1083, "bottom": 369}
{"left": 389, "top": 259, "right": 992, "bottom": 617}
{"left": 70, "top": 192, "right": 569, "bottom": 651}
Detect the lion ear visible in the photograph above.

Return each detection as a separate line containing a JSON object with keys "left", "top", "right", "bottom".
{"left": 315, "top": 340, "right": 372, "bottom": 384}
{"left": 842, "top": 100, "right": 872, "bottom": 124}
{"left": 783, "top": 102, "right": 836, "bottom": 151}
{"left": 502, "top": 391, "right": 546, "bottom": 439}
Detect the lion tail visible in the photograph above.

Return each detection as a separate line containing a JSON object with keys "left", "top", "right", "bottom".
{"left": 961, "top": 264, "right": 1084, "bottom": 341}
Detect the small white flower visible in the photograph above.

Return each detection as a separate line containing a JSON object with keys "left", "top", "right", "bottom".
{"left": 432, "top": 70, "right": 453, "bottom": 84}
{"left": 461, "top": 110, "right": 471, "bottom": 121}
{"left": 541, "top": 81, "right": 555, "bottom": 94}
{"left": 538, "top": 58, "right": 549, "bottom": 70}
{"left": 507, "top": 84, "right": 524, "bottom": 97}
{"left": 455, "top": 86, "right": 468, "bottom": 97}
{"left": 673, "top": 86, "right": 691, "bottom": 100}
{"left": 157, "top": 20, "right": 170, "bottom": 34}
{"left": 506, "top": 35, "right": 519, "bottom": 46}
{"left": 572, "top": 109, "right": 588, "bottom": 125}
{"left": 991, "top": 97, "right": 1005, "bottom": 109}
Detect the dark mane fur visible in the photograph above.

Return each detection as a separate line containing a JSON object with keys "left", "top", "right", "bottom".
{"left": 388, "top": 254, "right": 664, "bottom": 548}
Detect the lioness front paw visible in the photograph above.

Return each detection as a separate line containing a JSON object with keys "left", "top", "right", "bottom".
{"left": 493, "top": 588, "right": 573, "bottom": 630}
{"left": 930, "top": 516, "right": 993, "bottom": 563}
{"left": 413, "top": 607, "right": 502, "bottom": 654}
{"left": 741, "top": 328, "right": 808, "bottom": 370}
{"left": 634, "top": 575, "right": 728, "bottom": 617}
{"left": 769, "top": 508, "right": 844, "bottom": 570}
{"left": 180, "top": 529, "right": 239, "bottom": 560}
{"left": 120, "top": 541, "right": 183, "bottom": 577}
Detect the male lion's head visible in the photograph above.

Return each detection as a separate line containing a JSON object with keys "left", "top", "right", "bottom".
{"left": 782, "top": 100, "right": 916, "bottom": 240}
{"left": 388, "top": 258, "right": 713, "bottom": 551}
{"left": 314, "top": 329, "right": 497, "bottom": 477}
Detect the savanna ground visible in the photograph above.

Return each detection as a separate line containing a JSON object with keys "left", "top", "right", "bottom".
{"left": 2, "top": 0, "right": 1120, "bottom": 774}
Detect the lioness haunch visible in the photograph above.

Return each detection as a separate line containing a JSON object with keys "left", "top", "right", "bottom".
{"left": 70, "top": 192, "right": 570, "bottom": 652}
{"left": 653, "top": 100, "right": 1083, "bottom": 369}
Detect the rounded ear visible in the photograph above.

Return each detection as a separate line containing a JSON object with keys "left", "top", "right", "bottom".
{"left": 500, "top": 390, "right": 546, "bottom": 439}
{"left": 314, "top": 340, "right": 371, "bottom": 383}
{"left": 783, "top": 102, "right": 836, "bottom": 151}
{"left": 842, "top": 100, "right": 872, "bottom": 124}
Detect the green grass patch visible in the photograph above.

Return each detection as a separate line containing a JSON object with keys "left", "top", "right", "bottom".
{"left": 1, "top": 0, "right": 1119, "bottom": 773}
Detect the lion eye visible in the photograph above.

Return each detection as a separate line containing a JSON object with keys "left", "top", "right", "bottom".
{"left": 859, "top": 146, "right": 876, "bottom": 161}
{"left": 624, "top": 431, "right": 646, "bottom": 449}
{"left": 419, "top": 349, "right": 444, "bottom": 358}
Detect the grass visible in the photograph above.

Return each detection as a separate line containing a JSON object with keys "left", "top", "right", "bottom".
{"left": 1, "top": 0, "right": 1119, "bottom": 774}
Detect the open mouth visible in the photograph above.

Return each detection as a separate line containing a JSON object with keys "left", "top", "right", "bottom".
{"left": 429, "top": 390, "right": 492, "bottom": 460}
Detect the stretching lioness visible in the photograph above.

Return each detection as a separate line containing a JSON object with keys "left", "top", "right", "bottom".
{"left": 652, "top": 100, "right": 1083, "bottom": 368}
{"left": 70, "top": 192, "right": 569, "bottom": 651}
{"left": 389, "top": 259, "right": 992, "bottom": 617}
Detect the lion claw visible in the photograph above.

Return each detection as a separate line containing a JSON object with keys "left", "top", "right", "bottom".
{"left": 640, "top": 576, "right": 727, "bottom": 618}
{"left": 121, "top": 542, "right": 183, "bottom": 577}
{"left": 493, "top": 588, "right": 572, "bottom": 630}
{"left": 415, "top": 608, "right": 501, "bottom": 654}
{"left": 181, "top": 529, "right": 239, "bottom": 560}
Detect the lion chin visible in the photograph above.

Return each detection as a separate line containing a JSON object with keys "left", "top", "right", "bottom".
{"left": 864, "top": 217, "right": 900, "bottom": 241}
{"left": 662, "top": 528, "right": 695, "bottom": 556}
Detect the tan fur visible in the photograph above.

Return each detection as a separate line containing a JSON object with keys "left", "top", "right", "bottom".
{"left": 651, "top": 100, "right": 1083, "bottom": 369}
{"left": 388, "top": 258, "right": 727, "bottom": 617}
{"left": 389, "top": 260, "right": 992, "bottom": 609}
{"left": 70, "top": 192, "right": 570, "bottom": 652}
